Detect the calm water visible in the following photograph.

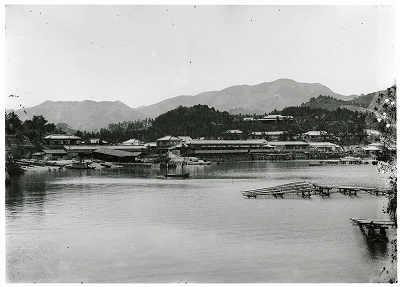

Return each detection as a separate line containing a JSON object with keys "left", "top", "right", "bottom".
{"left": 5, "top": 161, "right": 396, "bottom": 283}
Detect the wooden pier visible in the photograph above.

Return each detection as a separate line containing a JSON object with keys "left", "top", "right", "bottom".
{"left": 350, "top": 218, "right": 395, "bottom": 242}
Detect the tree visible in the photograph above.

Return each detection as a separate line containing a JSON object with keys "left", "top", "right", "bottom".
{"left": 373, "top": 85, "right": 397, "bottom": 223}
{"left": 5, "top": 111, "right": 23, "bottom": 135}
{"left": 371, "top": 84, "right": 397, "bottom": 283}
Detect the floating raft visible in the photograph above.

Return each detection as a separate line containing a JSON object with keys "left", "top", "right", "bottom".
{"left": 242, "top": 181, "right": 315, "bottom": 198}
{"left": 313, "top": 184, "right": 389, "bottom": 196}
{"left": 350, "top": 218, "right": 395, "bottom": 242}
{"left": 242, "top": 182, "right": 389, "bottom": 199}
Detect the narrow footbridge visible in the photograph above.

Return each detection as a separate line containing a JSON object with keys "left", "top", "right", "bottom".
{"left": 241, "top": 181, "right": 390, "bottom": 199}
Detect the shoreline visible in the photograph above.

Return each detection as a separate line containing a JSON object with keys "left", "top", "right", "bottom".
{"left": 10, "top": 157, "right": 378, "bottom": 175}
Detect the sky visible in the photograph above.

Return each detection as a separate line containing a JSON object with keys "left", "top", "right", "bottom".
{"left": 4, "top": 2, "right": 398, "bottom": 110}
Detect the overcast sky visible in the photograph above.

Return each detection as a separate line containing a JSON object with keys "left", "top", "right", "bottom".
{"left": 4, "top": 4, "right": 397, "bottom": 110}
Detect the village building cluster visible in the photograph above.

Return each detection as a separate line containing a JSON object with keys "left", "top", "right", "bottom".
{"left": 33, "top": 127, "right": 383, "bottom": 164}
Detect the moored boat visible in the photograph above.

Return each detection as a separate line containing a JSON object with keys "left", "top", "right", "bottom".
{"left": 309, "top": 161, "right": 323, "bottom": 166}
{"left": 187, "top": 159, "right": 212, "bottom": 165}
{"left": 100, "top": 162, "right": 113, "bottom": 168}
{"left": 164, "top": 172, "right": 190, "bottom": 178}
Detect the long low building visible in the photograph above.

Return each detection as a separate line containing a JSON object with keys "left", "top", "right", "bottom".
{"left": 308, "top": 142, "right": 342, "bottom": 152}
{"left": 267, "top": 141, "right": 310, "bottom": 151}
{"left": 63, "top": 145, "right": 147, "bottom": 158}
{"left": 92, "top": 147, "right": 141, "bottom": 163}
{"left": 186, "top": 139, "right": 275, "bottom": 155}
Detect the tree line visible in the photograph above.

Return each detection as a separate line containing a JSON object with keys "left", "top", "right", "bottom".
{"left": 5, "top": 102, "right": 377, "bottom": 157}
{"left": 69, "top": 104, "right": 373, "bottom": 145}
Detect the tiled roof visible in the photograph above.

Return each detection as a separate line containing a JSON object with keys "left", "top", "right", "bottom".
{"left": 261, "top": 115, "right": 293, "bottom": 120}
{"left": 93, "top": 147, "right": 141, "bottom": 157}
{"left": 309, "top": 142, "right": 337, "bottom": 147}
{"left": 267, "top": 141, "right": 309, "bottom": 146}
{"left": 43, "top": 149, "right": 68, "bottom": 154}
{"left": 252, "top": 131, "right": 285, "bottom": 135}
{"left": 44, "top": 134, "right": 82, "bottom": 140}
{"left": 190, "top": 140, "right": 267, "bottom": 145}
{"left": 63, "top": 145, "right": 146, "bottom": 151}
{"left": 121, "top": 138, "right": 143, "bottom": 145}
{"left": 157, "top": 135, "right": 182, "bottom": 141}
{"left": 303, "top": 131, "right": 327, "bottom": 136}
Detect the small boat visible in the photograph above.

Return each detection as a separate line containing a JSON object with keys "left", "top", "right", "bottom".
{"left": 100, "top": 162, "right": 113, "bottom": 168}
{"left": 187, "top": 159, "right": 212, "bottom": 165}
{"left": 66, "top": 159, "right": 95, "bottom": 170}
{"left": 309, "top": 161, "right": 323, "bottom": 166}
{"left": 164, "top": 172, "right": 190, "bottom": 178}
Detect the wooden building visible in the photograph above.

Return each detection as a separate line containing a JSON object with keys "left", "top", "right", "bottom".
{"left": 43, "top": 149, "right": 68, "bottom": 160}
{"left": 301, "top": 131, "right": 332, "bottom": 142}
{"left": 156, "top": 136, "right": 182, "bottom": 151}
{"left": 43, "top": 134, "right": 82, "bottom": 148}
{"left": 186, "top": 139, "right": 273, "bottom": 155}
{"left": 251, "top": 131, "right": 286, "bottom": 141}
{"left": 258, "top": 115, "right": 293, "bottom": 123}
{"left": 267, "top": 141, "right": 310, "bottom": 151}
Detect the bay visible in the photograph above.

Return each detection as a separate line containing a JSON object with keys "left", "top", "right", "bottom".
{"left": 5, "top": 161, "right": 395, "bottom": 283}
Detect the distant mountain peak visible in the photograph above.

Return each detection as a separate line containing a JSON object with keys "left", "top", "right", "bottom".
{"left": 9, "top": 78, "right": 363, "bottom": 131}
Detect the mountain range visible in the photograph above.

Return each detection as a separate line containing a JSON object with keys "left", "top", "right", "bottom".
{"left": 9, "top": 78, "right": 362, "bottom": 132}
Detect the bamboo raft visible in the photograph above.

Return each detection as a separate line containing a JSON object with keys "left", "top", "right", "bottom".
{"left": 242, "top": 181, "right": 316, "bottom": 198}
{"left": 242, "top": 181, "right": 389, "bottom": 198}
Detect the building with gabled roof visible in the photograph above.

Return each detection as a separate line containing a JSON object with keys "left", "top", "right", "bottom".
{"left": 43, "top": 134, "right": 82, "bottom": 148}
{"left": 308, "top": 142, "right": 341, "bottom": 152}
{"left": 156, "top": 136, "right": 182, "bottom": 151}
{"left": 258, "top": 115, "right": 293, "bottom": 123}
{"left": 301, "top": 131, "right": 332, "bottom": 142}
{"left": 121, "top": 138, "right": 145, "bottom": 145}
{"left": 251, "top": 131, "right": 286, "bottom": 141}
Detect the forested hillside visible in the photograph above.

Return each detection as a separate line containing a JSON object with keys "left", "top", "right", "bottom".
{"left": 301, "top": 93, "right": 376, "bottom": 111}
{"left": 87, "top": 104, "right": 373, "bottom": 145}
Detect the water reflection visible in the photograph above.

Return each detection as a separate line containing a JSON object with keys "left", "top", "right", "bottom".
{"left": 6, "top": 173, "right": 49, "bottom": 216}
{"left": 366, "top": 241, "right": 389, "bottom": 258}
